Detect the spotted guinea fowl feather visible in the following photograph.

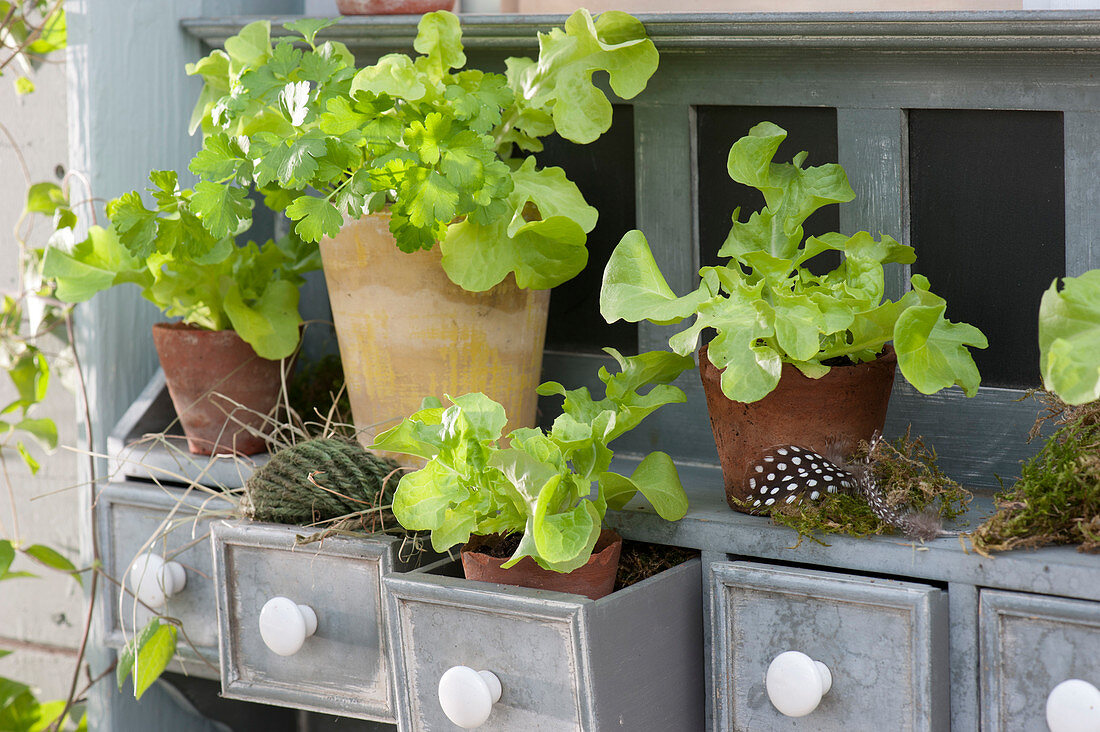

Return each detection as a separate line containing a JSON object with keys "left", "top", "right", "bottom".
{"left": 748, "top": 432, "right": 946, "bottom": 540}
{"left": 744, "top": 444, "right": 857, "bottom": 510}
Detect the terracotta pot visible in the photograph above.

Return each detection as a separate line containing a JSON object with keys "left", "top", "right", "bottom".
{"left": 336, "top": 0, "right": 454, "bottom": 14}
{"left": 460, "top": 529, "right": 623, "bottom": 600}
{"left": 699, "top": 344, "right": 897, "bottom": 512}
{"left": 319, "top": 214, "right": 550, "bottom": 458}
{"left": 151, "top": 323, "right": 286, "bottom": 456}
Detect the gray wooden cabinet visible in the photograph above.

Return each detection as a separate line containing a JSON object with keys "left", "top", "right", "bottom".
{"left": 85, "top": 11, "right": 1100, "bottom": 732}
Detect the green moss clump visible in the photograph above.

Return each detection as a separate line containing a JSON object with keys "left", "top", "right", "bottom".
{"left": 969, "top": 396, "right": 1100, "bottom": 555}
{"left": 764, "top": 431, "right": 972, "bottom": 546}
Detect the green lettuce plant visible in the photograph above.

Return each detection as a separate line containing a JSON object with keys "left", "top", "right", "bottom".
{"left": 1039, "top": 269, "right": 1100, "bottom": 405}
{"left": 600, "top": 121, "right": 987, "bottom": 403}
{"left": 184, "top": 10, "right": 658, "bottom": 291}
{"left": 41, "top": 171, "right": 320, "bottom": 360}
{"left": 371, "top": 349, "right": 693, "bottom": 572}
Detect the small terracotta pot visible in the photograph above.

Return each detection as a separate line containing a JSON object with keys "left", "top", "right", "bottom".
{"left": 151, "top": 323, "right": 287, "bottom": 456}
{"left": 699, "top": 344, "right": 897, "bottom": 512}
{"left": 460, "top": 529, "right": 623, "bottom": 600}
{"left": 336, "top": 0, "right": 454, "bottom": 14}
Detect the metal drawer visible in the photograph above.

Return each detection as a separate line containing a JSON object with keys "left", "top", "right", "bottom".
{"left": 212, "top": 520, "right": 415, "bottom": 722}
{"left": 97, "top": 481, "right": 232, "bottom": 677}
{"left": 980, "top": 589, "right": 1100, "bottom": 732}
{"left": 382, "top": 557, "right": 703, "bottom": 731}
{"left": 711, "top": 560, "right": 949, "bottom": 731}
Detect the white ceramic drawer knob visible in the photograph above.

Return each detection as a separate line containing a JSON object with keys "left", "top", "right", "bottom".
{"left": 766, "top": 651, "right": 833, "bottom": 717}
{"left": 438, "top": 666, "right": 502, "bottom": 729}
{"left": 128, "top": 553, "right": 186, "bottom": 608}
{"left": 1046, "top": 679, "right": 1100, "bottom": 732}
{"left": 258, "top": 596, "right": 317, "bottom": 657}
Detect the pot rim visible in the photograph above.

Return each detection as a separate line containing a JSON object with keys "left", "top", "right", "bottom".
{"left": 462, "top": 527, "right": 622, "bottom": 566}
{"left": 698, "top": 342, "right": 898, "bottom": 382}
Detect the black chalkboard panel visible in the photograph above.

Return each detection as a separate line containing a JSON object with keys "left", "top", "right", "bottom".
{"left": 538, "top": 105, "right": 637, "bottom": 355}
{"left": 696, "top": 106, "right": 840, "bottom": 274}
{"left": 908, "top": 109, "right": 1065, "bottom": 389}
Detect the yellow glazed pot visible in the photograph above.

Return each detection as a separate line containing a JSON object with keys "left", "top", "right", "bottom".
{"left": 320, "top": 213, "right": 550, "bottom": 454}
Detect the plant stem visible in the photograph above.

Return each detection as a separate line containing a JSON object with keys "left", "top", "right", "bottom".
{"left": 0, "top": 120, "right": 32, "bottom": 187}
{"left": 0, "top": 0, "right": 64, "bottom": 77}
{"left": 51, "top": 310, "right": 99, "bottom": 731}
{"left": 0, "top": 450, "right": 21, "bottom": 544}
{"left": 51, "top": 568, "right": 97, "bottom": 732}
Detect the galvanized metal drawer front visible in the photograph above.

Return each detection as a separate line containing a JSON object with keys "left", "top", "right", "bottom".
{"left": 98, "top": 482, "right": 230, "bottom": 671}
{"left": 711, "top": 560, "right": 948, "bottom": 731}
{"left": 980, "top": 589, "right": 1100, "bottom": 732}
{"left": 384, "top": 558, "right": 704, "bottom": 732}
{"left": 384, "top": 573, "right": 589, "bottom": 731}
{"left": 212, "top": 521, "right": 401, "bottom": 722}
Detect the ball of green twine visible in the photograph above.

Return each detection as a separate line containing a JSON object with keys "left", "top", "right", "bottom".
{"left": 242, "top": 438, "right": 401, "bottom": 525}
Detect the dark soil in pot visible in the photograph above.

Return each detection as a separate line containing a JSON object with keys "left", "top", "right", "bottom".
{"left": 614, "top": 541, "right": 699, "bottom": 591}
{"left": 699, "top": 343, "right": 897, "bottom": 513}
{"left": 152, "top": 322, "right": 287, "bottom": 456}
{"left": 461, "top": 529, "right": 623, "bottom": 600}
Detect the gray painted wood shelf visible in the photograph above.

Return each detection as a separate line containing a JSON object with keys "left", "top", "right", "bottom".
{"left": 607, "top": 461, "right": 1100, "bottom": 604}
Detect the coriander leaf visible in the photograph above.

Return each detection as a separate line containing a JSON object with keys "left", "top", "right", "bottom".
{"left": 254, "top": 134, "right": 327, "bottom": 188}
{"left": 404, "top": 112, "right": 452, "bottom": 165}
{"left": 319, "top": 96, "right": 369, "bottom": 136}
{"left": 285, "top": 195, "right": 343, "bottom": 242}
{"left": 105, "top": 191, "right": 158, "bottom": 259}
{"left": 189, "top": 133, "right": 248, "bottom": 182}
{"left": 300, "top": 49, "right": 342, "bottom": 85}
{"left": 283, "top": 17, "right": 338, "bottom": 47}
{"left": 266, "top": 41, "right": 304, "bottom": 78}
{"left": 399, "top": 168, "right": 459, "bottom": 229}
{"left": 280, "top": 81, "right": 311, "bottom": 127}
{"left": 190, "top": 181, "right": 253, "bottom": 239}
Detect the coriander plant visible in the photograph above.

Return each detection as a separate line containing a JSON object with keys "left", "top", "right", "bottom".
{"left": 184, "top": 10, "right": 659, "bottom": 291}
{"left": 42, "top": 170, "right": 320, "bottom": 360}
{"left": 601, "top": 121, "right": 988, "bottom": 403}
{"left": 371, "top": 349, "right": 693, "bottom": 572}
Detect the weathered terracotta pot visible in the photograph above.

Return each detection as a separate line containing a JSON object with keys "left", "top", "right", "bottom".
{"left": 461, "top": 529, "right": 623, "bottom": 601}
{"left": 319, "top": 214, "right": 550, "bottom": 457}
{"left": 151, "top": 323, "right": 286, "bottom": 456}
{"left": 699, "top": 344, "right": 897, "bottom": 512}
{"left": 336, "top": 0, "right": 454, "bottom": 14}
